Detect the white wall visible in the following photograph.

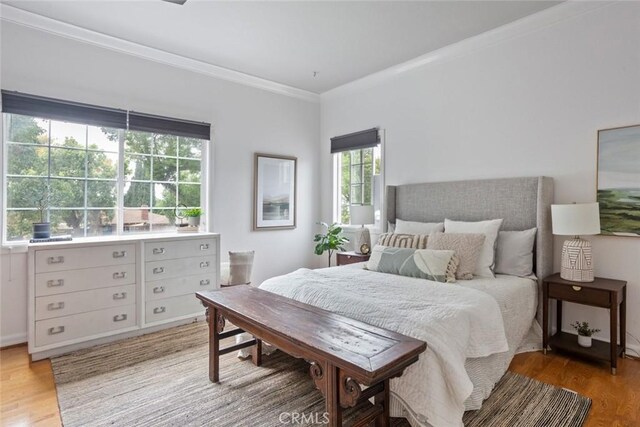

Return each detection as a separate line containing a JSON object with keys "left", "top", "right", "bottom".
{"left": 0, "top": 22, "right": 321, "bottom": 346}
{"left": 321, "top": 3, "right": 640, "bottom": 351}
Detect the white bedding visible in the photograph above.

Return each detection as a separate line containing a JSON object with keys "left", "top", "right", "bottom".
{"left": 257, "top": 265, "right": 538, "bottom": 427}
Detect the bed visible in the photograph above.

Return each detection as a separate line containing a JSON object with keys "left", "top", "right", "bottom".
{"left": 258, "top": 176, "right": 554, "bottom": 427}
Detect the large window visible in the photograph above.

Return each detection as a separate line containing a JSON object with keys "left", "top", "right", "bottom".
{"left": 331, "top": 128, "right": 382, "bottom": 227}
{"left": 2, "top": 92, "right": 209, "bottom": 242}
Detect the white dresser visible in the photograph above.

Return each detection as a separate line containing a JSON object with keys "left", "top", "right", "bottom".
{"left": 28, "top": 233, "right": 220, "bottom": 360}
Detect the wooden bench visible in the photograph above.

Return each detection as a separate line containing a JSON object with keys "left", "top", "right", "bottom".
{"left": 196, "top": 286, "right": 426, "bottom": 427}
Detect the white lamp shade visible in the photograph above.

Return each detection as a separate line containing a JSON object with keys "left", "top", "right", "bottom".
{"left": 551, "top": 203, "right": 601, "bottom": 236}
{"left": 350, "top": 205, "right": 374, "bottom": 225}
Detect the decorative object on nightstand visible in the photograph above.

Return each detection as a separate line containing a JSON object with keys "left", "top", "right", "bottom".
{"left": 542, "top": 273, "right": 627, "bottom": 374}
{"left": 314, "top": 222, "right": 349, "bottom": 267}
{"left": 336, "top": 251, "right": 371, "bottom": 266}
{"left": 571, "top": 321, "right": 601, "bottom": 348}
{"left": 350, "top": 205, "right": 374, "bottom": 255}
{"left": 551, "top": 202, "right": 601, "bottom": 282}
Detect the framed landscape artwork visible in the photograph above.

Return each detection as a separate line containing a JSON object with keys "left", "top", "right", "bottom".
{"left": 597, "top": 124, "right": 640, "bottom": 237}
{"left": 254, "top": 153, "right": 297, "bottom": 230}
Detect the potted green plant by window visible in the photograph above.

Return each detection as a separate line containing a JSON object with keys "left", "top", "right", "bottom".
{"left": 185, "top": 208, "right": 203, "bottom": 227}
{"left": 314, "top": 222, "right": 349, "bottom": 267}
{"left": 33, "top": 184, "right": 51, "bottom": 239}
{"left": 571, "top": 321, "right": 601, "bottom": 348}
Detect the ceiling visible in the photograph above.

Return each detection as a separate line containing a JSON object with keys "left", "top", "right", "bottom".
{"left": 4, "top": 1, "right": 560, "bottom": 94}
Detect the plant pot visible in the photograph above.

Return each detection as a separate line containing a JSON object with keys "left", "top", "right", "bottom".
{"left": 33, "top": 222, "right": 51, "bottom": 239}
{"left": 188, "top": 217, "right": 200, "bottom": 227}
{"left": 577, "top": 334, "right": 592, "bottom": 348}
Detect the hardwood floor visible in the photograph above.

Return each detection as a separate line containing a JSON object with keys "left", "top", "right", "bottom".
{"left": 1, "top": 344, "right": 638, "bottom": 426}
{"left": 0, "top": 346, "right": 61, "bottom": 426}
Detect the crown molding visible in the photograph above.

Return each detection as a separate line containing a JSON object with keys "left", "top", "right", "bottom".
{"left": 321, "top": 1, "right": 616, "bottom": 100}
{"left": 0, "top": 4, "right": 321, "bottom": 103}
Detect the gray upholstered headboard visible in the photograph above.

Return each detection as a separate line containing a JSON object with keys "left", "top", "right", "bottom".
{"left": 385, "top": 176, "right": 554, "bottom": 320}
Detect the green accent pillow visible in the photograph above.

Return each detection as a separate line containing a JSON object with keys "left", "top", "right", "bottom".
{"left": 366, "top": 245, "right": 459, "bottom": 283}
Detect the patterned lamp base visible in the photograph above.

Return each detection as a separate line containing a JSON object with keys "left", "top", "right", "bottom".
{"left": 560, "top": 237, "right": 594, "bottom": 282}
{"left": 353, "top": 227, "right": 371, "bottom": 254}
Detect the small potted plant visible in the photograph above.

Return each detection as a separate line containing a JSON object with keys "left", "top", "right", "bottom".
{"left": 571, "top": 321, "right": 601, "bottom": 348}
{"left": 314, "top": 222, "right": 349, "bottom": 267}
{"left": 185, "top": 208, "right": 203, "bottom": 227}
{"left": 33, "top": 184, "right": 52, "bottom": 239}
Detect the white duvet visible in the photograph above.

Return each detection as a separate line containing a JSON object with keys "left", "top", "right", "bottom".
{"left": 259, "top": 267, "right": 513, "bottom": 427}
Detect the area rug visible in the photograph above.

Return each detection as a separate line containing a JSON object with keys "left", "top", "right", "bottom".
{"left": 52, "top": 322, "right": 591, "bottom": 427}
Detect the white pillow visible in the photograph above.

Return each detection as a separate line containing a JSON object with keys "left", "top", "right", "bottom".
{"left": 444, "top": 218, "right": 503, "bottom": 278}
{"left": 395, "top": 219, "right": 444, "bottom": 235}
{"left": 495, "top": 228, "right": 537, "bottom": 277}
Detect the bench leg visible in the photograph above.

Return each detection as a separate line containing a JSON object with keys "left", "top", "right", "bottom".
{"left": 251, "top": 337, "right": 262, "bottom": 367}
{"left": 375, "top": 379, "right": 390, "bottom": 427}
{"left": 325, "top": 363, "right": 343, "bottom": 427}
{"left": 206, "top": 307, "right": 220, "bottom": 383}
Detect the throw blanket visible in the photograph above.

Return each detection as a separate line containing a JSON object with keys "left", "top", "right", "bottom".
{"left": 259, "top": 267, "right": 509, "bottom": 427}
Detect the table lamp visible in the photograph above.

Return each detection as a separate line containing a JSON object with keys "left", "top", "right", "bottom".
{"left": 350, "top": 205, "right": 374, "bottom": 254}
{"left": 551, "top": 202, "right": 601, "bottom": 282}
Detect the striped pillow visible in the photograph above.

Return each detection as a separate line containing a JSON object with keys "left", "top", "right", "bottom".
{"left": 377, "top": 233, "right": 429, "bottom": 249}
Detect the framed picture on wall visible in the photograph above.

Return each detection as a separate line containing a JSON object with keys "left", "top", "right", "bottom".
{"left": 253, "top": 153, "right": 297, "bottom": 230}
{"left": 597, "top": 124, "right": 640, "bottom": 237}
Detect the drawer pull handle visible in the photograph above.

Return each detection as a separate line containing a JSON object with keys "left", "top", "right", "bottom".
{"left": 200, "top": 243, "right": 209, "bottom": 250}
{"left": 153, "top": 267, "right": 165, "bottom": 275}
{"left": 200, "top": 279, "right": 210, "bottom": 286}
{"left": 47, "top": 279, "right": 64, "bottom": 287}
{"left": 47, "top": 256, "right": 65, "bottom": 264}
{"left": 153, "top": 286, "right": 165, "bottom": 294}
{"left": 153, "top": 247, "right": 165, "bottom": 255}
{"left": 572, "top": 286, "right": 582, "bottom": 291}
{"left": 48, "top": 326, "right": 65, "bottom": 335}
{"left": 113, "top": 272, "right": 127, "bottom": 279}
{"left": 113, "top": 314, "right": 127, "bottom": 322}
{"left": 113, "top": 292, "right": 127, "bottom": 300}
{"left": 47, "top": 302, "right": 65, "bottom": 311}
{"left": 112, "top": 250, "right": 127, "bottom": 258}
{"left": 153, "top": 306, "right": 166, "bottom": 314}
{"left": 200, "top": 261, "right": 210, "bottom": 268}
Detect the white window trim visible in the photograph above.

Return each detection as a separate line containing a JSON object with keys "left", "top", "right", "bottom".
{"left": 1, "top": 115, "right": 211, "bottom": 246}
{"left": 332, "top": 128, "right": 385, "bottom": 233}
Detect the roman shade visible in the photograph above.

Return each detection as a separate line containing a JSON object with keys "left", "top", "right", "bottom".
{"left": 2, "top": 91, "right": 211, "bottom": 140}
{"left": 128, "top": 111, "right": 210, "bottom": 140}
{"left": 1, "top": 90, "right": 127, "bottom": 129}
{"left": 330, "top": 127, "right": 379, "bottom": 153}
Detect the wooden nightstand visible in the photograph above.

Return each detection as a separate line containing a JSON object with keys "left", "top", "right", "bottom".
{"left": 542, "top": 273, "right": 627, "bottom": 374}
{"left": 336, "top": 251, "right": 370, "bottom": 266}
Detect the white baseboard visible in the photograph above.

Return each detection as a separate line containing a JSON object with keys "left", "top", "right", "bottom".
{"left": 1, "top": 332, "right": 27, "bottom": 348}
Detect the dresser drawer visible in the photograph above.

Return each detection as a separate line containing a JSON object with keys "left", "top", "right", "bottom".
{"left": 145, "top": 256, "right": 216, "bottom": 281}
{"left": 35, "top": 284, "right": 136, "bottom": 321}
{"left": 145, "top": 294, "right": 203, "bottom": 324}
{"left": 145, "top": 274, "right": 216, "bottom": 301}
{"left": 35, "top": 264, "right": 136, "bottom": 297}
{"left": 548, "top": 283, "right": 611, "bottom": 307}
{"left": 145, "top": 238, "right": 217, "bottom": 262}
{"left": 35, "top": 244, "right": 136, "bottom": 273}
{"left": 35, "top": 304, "right": 136, "bottom": 347}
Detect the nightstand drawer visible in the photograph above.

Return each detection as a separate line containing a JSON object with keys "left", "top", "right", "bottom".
{"left": 548, "top": 283, "right": 610, "bottom": 307}
{"left": 337, "top": 253, "right": 369, "bottom": 266}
